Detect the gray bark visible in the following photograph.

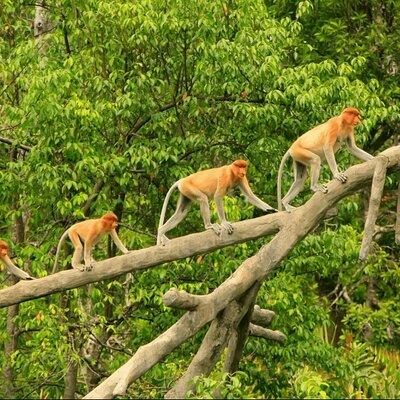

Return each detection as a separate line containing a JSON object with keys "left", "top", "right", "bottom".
{"left": 359, "top": 156, "right": 389, "bottom": 260}
{"left": 34, "top": 1, "right": 52, "bottom": 57}
{"left": 223, "top": 283, "right": 260, "bottom": 374}
{"left": 248, "top": 323, "right": 286, "bottom": 342}
{"left": 165, "top": 284, "right": 259, "bottom": 399}
{"left": 0, "top": 213, "right": 282, "bottom": 308}
{"left": 63, "top": 359, "right": 78, "bottom": 399}
{"left": 251, "top": 305, "right": 275, "bottom": 326}
{"left": 84, "top": 147, "right": 400, "bottom": 399}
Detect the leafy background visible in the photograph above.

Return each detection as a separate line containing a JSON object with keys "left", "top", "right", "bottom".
{"left": 0, "top": 0, "right": 399, "bottom": 397}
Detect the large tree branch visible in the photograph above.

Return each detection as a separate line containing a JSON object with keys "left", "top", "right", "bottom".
{"left": 83, "top": 147, "right": 400, "bottom": 398}
{"left": 1, "top": 147, "right": 399, "bottom": 312}
{"left": 0, "top": 214, "right": 282, "bottom": 308}
{"left": 359, "top": 156, "right": 389, "bottom": 260}
{"left": 165, "top": 284, "right": 260, "bottom": 399}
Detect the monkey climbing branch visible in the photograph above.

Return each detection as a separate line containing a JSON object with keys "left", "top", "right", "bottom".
{"left": 83, "top": 146, "right": 400, "bottom": 399}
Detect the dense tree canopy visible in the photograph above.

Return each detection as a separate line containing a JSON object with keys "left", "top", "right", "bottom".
{"left": 0, "top": 0, "right": 399, "bottom": 398}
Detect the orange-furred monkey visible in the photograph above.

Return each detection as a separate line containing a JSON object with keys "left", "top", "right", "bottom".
{"left": 277, "top": 107, "right": 373, "bottom": 211}
{"left": 0, "top": 239, "right": 34, "bottom": 280}
{"left": 157, "top": 160, "right": 277, "bottom": 246}
{"left": 52, "top": 212, "right": 129, "bottom": 273}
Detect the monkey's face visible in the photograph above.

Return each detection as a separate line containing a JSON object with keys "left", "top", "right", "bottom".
{"left": 343, "top": 112, "right": 361, "bottom": 126}
{"left": 352, "top": 115, "right": 361, "bottom": 126}
{"left": 105, "top": 219, "right": 118, "bottom": 230}
{"left": 234, "top": 165, "right": 247, "bottom": 179}
{"left": 0, "top": 246, "right": 8, "bottom": 257}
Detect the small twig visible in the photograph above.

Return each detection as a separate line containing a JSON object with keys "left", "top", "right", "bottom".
{"left": 118, "top": 223, "right": 156, "bottom": 239}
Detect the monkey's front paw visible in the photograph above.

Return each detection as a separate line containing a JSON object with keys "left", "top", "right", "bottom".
{"left": 312, "top": 184, "right": 328, "bottom": 194}
{"left": 207, "top": 223, "right": 222, "bottom": 236}
{"left": 221, "top": 221, "right": 234, "bottom": 234}
{"left": 334, "top": 172, "right": 347, "bottom": 183}
{"left": 84, "top": 264, "right": 93, "bottom": 272}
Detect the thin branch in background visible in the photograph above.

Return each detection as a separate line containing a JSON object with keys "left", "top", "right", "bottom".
{"left": 0, "top": 136, "right": 32, "bottom": 152}
{"left": 118, "top": 223, "right": 156, "bottom": 239}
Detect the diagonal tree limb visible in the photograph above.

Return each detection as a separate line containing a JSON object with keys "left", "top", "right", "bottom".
{"left": 0, "top": 214, "right": 282, "bottom": 308}
{"left": 165, "top": 283, "right": 260, "bottom": 399}
{"left": 223, "top": 282, "right": 260, "bottom": 374}
{"left": 359, "top": 156, "right": 389, "bottom": 260}
{"left": 84, "top": 146, "right": 400, "bottom": 399}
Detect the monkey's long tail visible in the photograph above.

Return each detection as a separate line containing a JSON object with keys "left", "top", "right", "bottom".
{"left": 157, "top": 181, "right": 180, "bottom": 235}
{"left": 5, "top": 257, "right": 35, "bottom": 280}
{"left": 52, "top": 231, "right": 69, "bottom": 274}
{"left": 277, "top": 150, "right": 291, "bottom": 211}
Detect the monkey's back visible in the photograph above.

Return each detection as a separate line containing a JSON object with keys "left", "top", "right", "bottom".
{"left": 291, "top": 117, "right": 339, "bottom": 157}
{"left": 181, "top": 166, "right": 229, "bottom": 199}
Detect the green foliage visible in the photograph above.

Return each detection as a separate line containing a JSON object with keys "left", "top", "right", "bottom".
{"left": 1, "top": 0, "right": 400, "bottom": 397}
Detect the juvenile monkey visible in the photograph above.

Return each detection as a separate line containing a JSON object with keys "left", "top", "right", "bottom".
{"left": 52, "top": 212, "right": 129, "bottom": 273}
{"left": 277, "top": 107, "right": 373, "bottom": 211}
{"left": 157, "top": 160, "right": 276, "bottom": 246}
{"left": 0, "top": 239, "right": 34, "bottom": 280}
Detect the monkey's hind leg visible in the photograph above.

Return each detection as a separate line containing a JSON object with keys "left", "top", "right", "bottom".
{"left": 83, "top": 240, "right": 95, "bottom": 271}
{"left": 282, "top": 161, "right": 307, "bottom": 212}
{"left": 197, "top": 194, "right": 222, "bottom": 236}
{"left": 309, "top": 156, "right": 328, "bottom": 194}
{"left": 69, "top": 231, "right": 86, "bottom": 271}
{"left": 157, "top": 194, "right": 191, "bottom": 246}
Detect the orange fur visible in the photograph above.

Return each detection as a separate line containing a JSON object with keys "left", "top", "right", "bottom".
{"left": 277, "top": 108, "right": 373, "bottom": 211}
{"left": 157, "top": 160, "right": 276, "bottom": 245}
{"left": 0, "top": 239, "right": 34, "bottom": 280}
{"left": 52, "top": 212, "right": 128, "bottom": 273}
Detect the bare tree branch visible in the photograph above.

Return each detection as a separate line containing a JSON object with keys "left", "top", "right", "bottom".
{"left": 248, "top": 323, "right": 286, "bottom": 342}
{"left": 165, "top": 284, "right": 259, "bottom": 399}
{"left": 0, "top": 213, "right": 282, "bottom": 308}
{"left": 251, "top": 305, "right": 275, "bottom": 327}
{"left": 83, "top": 147, "right": 400, "bottom": 399}
{"left": 359, "top": 155, "right": 389, "bottom": 260}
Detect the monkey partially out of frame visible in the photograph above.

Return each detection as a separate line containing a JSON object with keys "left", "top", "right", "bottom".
{"left": 52, "top": 212, "right": 129, "bottom": 273}
{"left": 0, "top": 239, "right": 34, "bottom": 280}
{"left": 157, "top": 159, "right": 277, "bottom": 246}
{"left": 277, "top": 107, "right": 374, "bottom": 211}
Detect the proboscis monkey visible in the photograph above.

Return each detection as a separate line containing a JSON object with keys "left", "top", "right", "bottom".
{"left": 157, "top": 160, "right": 277, "bottom": 246}
{"left": 277, "top": 107, "right": 373, "bottom": 211}
{"left": 52, "top": 212, "right": 129, "bottom": 273}
{"left": 0, "top": 239, "right": 34, "bottom": 280}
